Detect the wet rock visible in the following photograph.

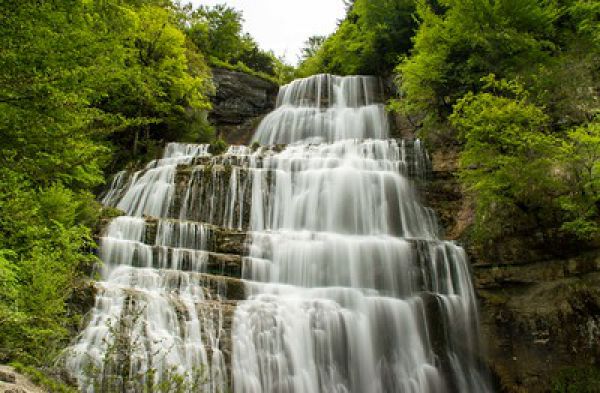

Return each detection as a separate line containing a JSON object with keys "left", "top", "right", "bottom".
{"left": 139, "top": 217, "right": 249, "bottom": 257}
{"left": 422, "top": 147, "right": 469, "bottom": 240}
{"left": 206, "top": 252, "right": 243, "bottom": 278}
{"left": 478, "top": 272, "right": 600, "bottom": 392}
{"left": 195, "top": 273, "right": 246, "bottom": 301}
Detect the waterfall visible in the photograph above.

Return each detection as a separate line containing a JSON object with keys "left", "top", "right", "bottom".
{"left": 66, "top": 74, "right": 491, "bottom": 393}
{"left": 233, "top": 75, "right": 492, "bottom": 393}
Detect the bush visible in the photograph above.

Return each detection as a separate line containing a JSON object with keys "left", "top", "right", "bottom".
{"left": 209, "top": 139, "right": 228, "bottom": 155}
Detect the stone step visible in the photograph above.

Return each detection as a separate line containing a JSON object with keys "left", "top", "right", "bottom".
{"left": 113, "top": 246, "right": 244, "bottom": 279}
{"left": 143, "top": 217, "right": 248, "bottom": 256}
{"left": 96, "top": 217, "right": 249, "bottom": 256}
{"left": 98, "top": 271, "right": 246, "bottom": 301}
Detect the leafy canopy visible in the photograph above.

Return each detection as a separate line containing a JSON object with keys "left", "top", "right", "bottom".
{"left": 297, "top": 0, "right": 418, "bottom": 76}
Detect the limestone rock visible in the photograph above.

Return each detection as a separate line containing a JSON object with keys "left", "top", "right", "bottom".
{"left": 0, "top": 370, "right": 16, "bottom": 384}
{"left": 209, "top": 68, "right": 278, "bottom": 145}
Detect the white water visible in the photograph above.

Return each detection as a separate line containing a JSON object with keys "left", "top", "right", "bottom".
{"left": 66, "top": 144, "right": 228, "bottom": 392}
{"left": 233, "top": 75, "right": 491, "bottom": 393}
{"left": 253, "top": 74, "right": 389, "bottom": 144}
{"left": 67, "top": 74, "right": 491, "bottom": 392}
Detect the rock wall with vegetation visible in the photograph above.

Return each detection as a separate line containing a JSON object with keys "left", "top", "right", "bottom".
{"left": 425, "top": 146, "right": 600, "bottom": 393}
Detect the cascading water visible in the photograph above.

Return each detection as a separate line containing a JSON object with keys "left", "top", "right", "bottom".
{"left": 66, "top": 144, "right": 231, "bottom": 392}
{"left": 233, "top": 75, "right": 492, "bottom": 393}
{"left": 67, "top": 74, "right": 491, "bottom": 393}
{"left": 253, "top": 74, "right": 388, "bottom": 144}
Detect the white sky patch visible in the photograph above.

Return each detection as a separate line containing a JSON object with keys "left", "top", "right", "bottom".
{"left": 189, "top": 0, "right": 346, "bottom": 65}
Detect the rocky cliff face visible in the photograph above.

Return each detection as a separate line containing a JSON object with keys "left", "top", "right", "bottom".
{"left": 426, "top": 147, "right": 600, "bottom": 393}
{"left": 209, "top": 68, "right": 278, "bottom": 145}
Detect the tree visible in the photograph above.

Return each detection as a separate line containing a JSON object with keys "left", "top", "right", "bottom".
{"left": 450, "top": 76, "right": 560, "bottom": 243}
{"left": 98, "top": 4, "right": 214, "bottom": 168}
{"left": 297, "top": 0, "right": 418, "bottom": 76}
{"left": 299, "top": 35, "right": 326, "bottom": 62}
{"left": 558, "top": 119, "right": 600, "bottom": 240}
{"left": 0, "top": 0, "right": 215, "bottom": 366}
{"left": 187, "top": 4, "right": 245, "bottom": 63}
{"left": 234, "top": 34, "right": 277, "bottom": 76}
{"left": 395, "top": 0, "right": 560, "bottom": 132}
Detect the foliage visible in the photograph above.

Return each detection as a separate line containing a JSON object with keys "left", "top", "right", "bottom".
{"left": 551, "top": 366, "right": 600, "bottom": 392}
{"left": 0, "top": 0, "right": 216, "bottom": 369}
{"left": 11, "top": 363, "right": 77, "bottom": 393}
{"left": 297, "top": 0, "right": 417, "bottom": 76}
{"left": 209, "top": 57, "right": 279, "bottom": 86}
{"left": 187, "top": 4, "right": 245, "bottom": 63}
{"left": 557, "top": 119, "right": 600, "bottom": 240}
{"left": 451, "top": 76, "right": 559, "bottom": 242}
{"left": 568, "top": 0, "right": 600, "bottom": 47}
{"left": 451, "top": 76, "right": 599, "bottom": 244}
{"left": 0, "top": 1, "right": 113, "bottom": 189}
{"left": 97, "top": 4, "right": 215, "bottom": 169}
{"left": 209, "top": 138, "right": 229, "bottom": 155}
{"left": 0, "top": 169, "right": 99, "bottom": 364}
{"left": 389, "top": 0, "right": 599, "bottom": 248}
{"left": 394, "top": 0, "right": 560, "bottom": 130}
{"left": 0, "top": 2, "right": 107, "bottom": 356}
{"left": 299, "top": 36, "right": 326, "bottom": 63}
{"left": 187, "top": 4, "right": 294, "bottom": 84}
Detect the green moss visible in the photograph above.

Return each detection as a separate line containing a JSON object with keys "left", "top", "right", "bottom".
{"left": 481, "top": 291, "right": 510, "bottom": 306}
{"left": 11, "top": 363, "right": 76, "bottom": 393}
{"left": 551, "top": 366, "right": 600, "bottom": 392}
{"left": 100, "top": 206, "right": 125, "bottom": 219}
{"left": 210, "top": 57, "right": 280, "bottom": 85}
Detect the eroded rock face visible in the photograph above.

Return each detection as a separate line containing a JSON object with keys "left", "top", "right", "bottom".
{"left": 209, "top": 68, "right": 278, "bottom": 145}
{"left": 426, "top": 147, "right": 600, "bottom": 393}
{"left": 475, "top": 254, "right": 600, "bottom": 392}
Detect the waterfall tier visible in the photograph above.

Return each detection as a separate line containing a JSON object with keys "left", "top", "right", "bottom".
{"left": 253, "top": 74, "right": 389, "bottom": 144}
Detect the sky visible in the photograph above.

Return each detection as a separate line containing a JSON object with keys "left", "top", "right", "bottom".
{"left": 190, "top": 0, "right": 347, "bottom": 65}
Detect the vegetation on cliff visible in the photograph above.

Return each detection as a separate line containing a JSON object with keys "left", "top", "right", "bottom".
{"left": 187, "top": 4, "right": 295, "bottom": 85}
{"left": 297, "top": 0, "right": 418, "bottom": 76}
{"left": 397, "top": 0, "right": 599, "bottom": 249}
